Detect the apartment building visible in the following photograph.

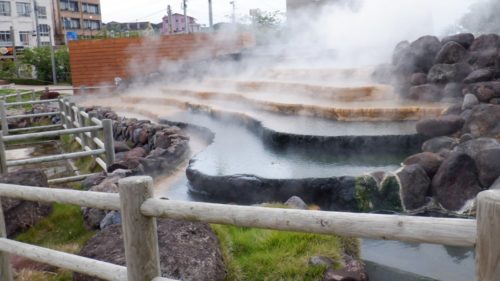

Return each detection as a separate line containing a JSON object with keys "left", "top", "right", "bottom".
{"left": 0, "top": 0, "right": 55, "bottom": 50}
{"left": 52, "top": 0, "right": 101, "bottom": 44}
{"left": 162, "top": 13, "right": 200, "bottom": 35}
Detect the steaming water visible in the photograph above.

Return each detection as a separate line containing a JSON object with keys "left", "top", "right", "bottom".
{"left": 165, "top": 110, "right": 405, "bottom": 178}
{"left": 88, "top": 97, "right": 474, "bottom": 281}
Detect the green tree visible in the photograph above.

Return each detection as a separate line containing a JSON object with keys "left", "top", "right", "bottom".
{"left": 249, "top": 10, "right": 283, "bottom": 45}
{"left": 0, "top": 59, "right": 17, "bottom": 78}
{"left": 22, "top": 46, "right": 71, "bottom": 83}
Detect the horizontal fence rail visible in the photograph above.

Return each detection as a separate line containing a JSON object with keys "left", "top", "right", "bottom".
{"left": 0, "top": 98, "right": 115, "bottom": 184}
{"left": 0, "top": 178, "right": 496, "bottom": 281}
{"left": 142, "top": 199, "right": 477, "bottom": 247}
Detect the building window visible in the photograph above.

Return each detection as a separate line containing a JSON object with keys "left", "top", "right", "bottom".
{"left": 0, "top": 1, "right": 11, "bottom": 16}
{"left": 82, "top": 3, "right": 99, "bottom": 14}
{"left": 64, "top": 18, "right": 80, "bottom": 29}
{"left": 83, "top": 19, "right": 100, "bottom": 30}
{"left": 60, "top": 0, "right": 79, "bottom": 12}
{"left": 37, "top": 6, "right": 46, "bottom": 18}
{"left": 16, "top": 2, "right": 31, "bottom": 17}
{"left": 38, "top": 24, "right": 49, "bottom": 36}
{"left": 19, "top": 31, "right": 30, "bottom": 45}
{"left": 0, "top": 30, "right": 11, "bottom": 45}
{"left": 40, "top": 41, "right": 50, "bottom": 46}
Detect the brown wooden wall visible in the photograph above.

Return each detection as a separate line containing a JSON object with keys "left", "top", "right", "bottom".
{"left": 68, "top": 33, "right": 255, "bottom": 89}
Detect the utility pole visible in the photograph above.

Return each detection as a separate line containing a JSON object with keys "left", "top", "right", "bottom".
{"left": 10, "top": 26, "right": 18, "bottom": 77}
{"left": 208, "top": 0, "right": 213, "bottom": 29}
{"left": 49, "top": 26, "right": 57, "bottom": 85}
{"left": 230, "top": 1, "right": 236, "bottom": 24}
{"left": 167, "top": 5, "right": 173, "bottom": 34}
{"left": 34, "top": 0, "right": 41, "bottom": 47}
{"left": 183, "top": 0, "right": 188, "bottom": 33}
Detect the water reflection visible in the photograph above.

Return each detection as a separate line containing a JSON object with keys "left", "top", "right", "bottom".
{"left": 362, "top": 240, "right": 475, "bottom": 281}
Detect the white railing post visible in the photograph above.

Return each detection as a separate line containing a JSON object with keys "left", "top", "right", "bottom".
{"left": 102, "top": 119, "right": 115, "bottom": 168}
{"left": 0, "top": 101, "right": 8, "bottom": 136}
{"left": 0, "top": 132, "right": 6, "bottom": 174}
{"left": 58, "top": 99, "right": 66, "bottom": 128}
{"left": 118, "top": 176, "right": 161, "bottom": 281}
{"left": 476, "top": 189, "right": 500, "bottom": 281}
{"left": 31, "top": 89, "right": 36, "bottom": 101}
{"left": 0, "top": 198, "right": 14, "bottom": 281}
{"left": 15, "top": 90, "right": 21, "bottom": 104}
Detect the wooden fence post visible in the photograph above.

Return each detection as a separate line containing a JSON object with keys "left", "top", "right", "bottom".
{"left": 118, "top": 176, "right": 161, "bottom": 281}
{"left": 0, "top": 101, "right": 7, "bottom": 136}
{"left": 0, "top": 132, "right": 6, "bottom": 174}
{"left": 476, "top": 189, "right": 500, "bottom": 281}
{"left": 0, "top": 198, "right": 14, "bottom": 281}
{"left": 58, "top": 99, "right": 66, "bottom": 128}
{"left": 86, "top": 112, "right": 97, "bottom": 150}
{"left": 102, "top": 119, "right": 115, "bottom": 168}
{"left": 31, "top": 89, "right": 36, "bottom": 101}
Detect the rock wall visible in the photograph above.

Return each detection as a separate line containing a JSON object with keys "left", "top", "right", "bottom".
{"left": 376, "top": 33, "right": 500, "bottom": 213}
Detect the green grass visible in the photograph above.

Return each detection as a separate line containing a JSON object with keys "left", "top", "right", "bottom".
{"left": 212, "top": 205, "right": 360, "bottom": 281}
{"left": 15, "top": 203, "right": 94, "bottom": 251}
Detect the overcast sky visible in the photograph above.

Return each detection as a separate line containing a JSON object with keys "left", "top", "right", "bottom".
{"left": 100, "top": 0, "right": 287, "bottom": 25}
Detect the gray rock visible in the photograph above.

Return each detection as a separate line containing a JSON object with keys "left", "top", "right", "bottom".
{"left": 99, "top": 211, "right": 122, "bottom": 230}
{"left": 82, "top": 207, "right": 106, "bottom": 230}
{"left": 428, "top": 63, "right": 472, "bottom": 84}
{"left": 396, "top": 165, "right": 431, "bottom": 210}
{"left": 464, "top": 68, "right": 496, "bottom": 84}
{"left": 323, "top": 255, "right": 368, "bottom": 281}
{"left": 432, "top": 153, "right": 483, "bottom": 211}
{"left": 435, "top": 41, "right": 467, "bottom": 64}
{"left": 462, "top": 104, "right": 500, "bottom": 137}
{"left": 469, "top": 34, "right": 500, "bottom": 52}
{"left": 490, "top": 98, "right": 500, "bottom": 105}
{"left": 475, "top": 149, "right": 500, "bottom": 188}
{"left": 441, "top": 33, "right": 475, "bottom": 49}
{"left": 462, "top": 94, "right": 479, "bottom": 110}
{"left": 403, "top": 152, "right": 443, "bottom": 177}
{"left": 454, "top": 137, "right": 500, "bottom": 159}
{"left": 309, "top": 256, "right": 334, "bottom": 267}
{"left": 442, "top": 83, "right": 464, "bottom": 99}
{"left": 285, "top": 196, "right": 309, "bottom": 210}
{"left": 422, "top": 136, "right": 458, "bottom": 153}
{"left": 416, "top": 115, "right": 464, "bottom": 137}
{"left": 113, "top": 141, "right": 130, "bottom": 153}
{"left": 410, "top": 72, "right": 428, "bottom": 85}
{"left": 465, "top": 81, "right": 500, "bottom": 102}
{"left": 408, "top": 84, "right": 441, "bottom": 102}
{"left": 75, "top": 219, "right": 227, "bottom": 281}
{"left": 0, "top": 170, "right": 52, "bottom": 237}
{"left": 459, "top": 133, "right": 474, "bottom": 144}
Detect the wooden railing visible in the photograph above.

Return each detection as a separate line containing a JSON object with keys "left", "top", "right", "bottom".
{"left": 0, "top": 98, "right": 115, "bottom": 184}
{"left": 0, "top": 176, "right": 498, "bottom": 281}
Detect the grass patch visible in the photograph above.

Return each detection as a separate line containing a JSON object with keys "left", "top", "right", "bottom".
{"left": 212, "top": 205, "right": 360, "bottom": 281}
{"left": 15, "top": 204, "right": 94, "bottom": 251}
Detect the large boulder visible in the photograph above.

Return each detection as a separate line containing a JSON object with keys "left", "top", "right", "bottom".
{"left": 422, "top": 136, "right": 458, "bottom": 154}
{"left": 410, "top": 72, "right": 428, "bottom": 85}
{"left": 403, "top": 152, "right": 443, "bottom": 178}
{"left": 427, "top": 63, "right": 472, "bottom": 84}
{"left": 394, "top": 36, "right": 441, "bottom": 74}
{"left": 469, "top": 34, "right": 500, "bottom": 52}
{"left": 462, "top": 104, "right": 500, "bottom": 138}
{"left": 74, "top": 219, "right": 227, "bottom": 281}
{"left": 0, "top": 170, "right": 52, "bottom": 237}
{"left": 463, "top": 68, "right": 497, "bottom": 84}
{"left": 396, "top": 165, "right": 431, "bottom": 210}
{"left": 442, "top": 83, "right": 464, "bottom": 99}
{"left": 434, "top": 41, "right": 467, "bottom": 64}
{"left": 431, "top": 153, "right": 483, "bottom": 211}
{"left": 408, "top": 84, "right": 441, "bottom": 101}
{"left": 454, "top": 138, "right": 500, "bottom": 159}
{"left": 441, "top": 33, "right": 475, "bottom": 49}
{"left": 416, "top": 115, "right": 464, "bottom": 137}
{"left": 475, "top": 149, "right": 500, "bottom": 188}
{"left": 465, "top": 81, "right": 500, "bottom": 102}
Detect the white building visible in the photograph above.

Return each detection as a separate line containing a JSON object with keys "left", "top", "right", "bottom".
{"left": 0, "top": 0, "right": 55, "bottom": 50}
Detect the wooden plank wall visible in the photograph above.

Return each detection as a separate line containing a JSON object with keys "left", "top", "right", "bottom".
{"left": 68, "top": 33, "right": 255, "bottom": 90}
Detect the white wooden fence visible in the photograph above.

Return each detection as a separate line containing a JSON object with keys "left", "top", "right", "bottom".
{"left": 0, "top": 176, "right": 498, "bottom": 281}
{"left": 0, "top": 98, "right": 115, "bottom": 184}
